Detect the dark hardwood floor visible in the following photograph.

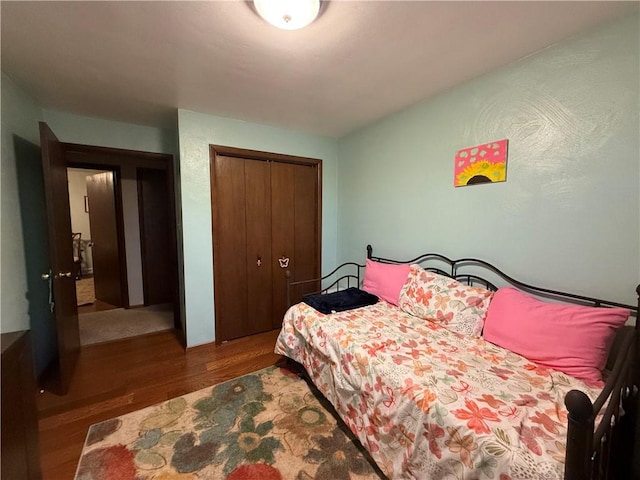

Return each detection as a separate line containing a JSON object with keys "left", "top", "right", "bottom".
{"left": 37, "top": 328, "right": 282, "bottom": 479}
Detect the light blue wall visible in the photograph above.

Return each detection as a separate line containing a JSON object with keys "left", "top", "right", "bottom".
{"left": 42, "top": 110, "right": 177, "bottom": 155}
{"left": 337, "top": 15, "right": 639, "bottom": 306}
{"left": 178, "top": 109, "right": 338, "bottom": 346}
{"left": 1, "top": 74, "right": 43, "bottom": 333}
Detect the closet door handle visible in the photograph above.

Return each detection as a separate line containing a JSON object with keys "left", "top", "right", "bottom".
{"left": 278, "top": 256, "right": 290, "bottom": 269}
{"left": 257, "top": 256, "right": 262, "bottom": 267}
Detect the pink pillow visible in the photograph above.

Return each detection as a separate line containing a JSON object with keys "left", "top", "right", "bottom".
{"left": 362, "top": 260, "right": 410, "bottom": 306}
{"left": 483, "top": 287, "right": 629, "bottom": 386}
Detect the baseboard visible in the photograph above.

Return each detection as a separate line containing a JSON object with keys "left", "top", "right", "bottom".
{"left": 126, "top": 304, "right": 146, "bottom": 309}
{"left": 186, "top": 340, "right": 216, "bottom": 352}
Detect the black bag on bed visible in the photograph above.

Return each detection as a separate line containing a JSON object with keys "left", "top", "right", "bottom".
{"left": 303, "top": 287, "right": 378, "bottom": 314}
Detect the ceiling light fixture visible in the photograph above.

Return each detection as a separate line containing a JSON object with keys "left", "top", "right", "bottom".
{"left": 254, "top": 0, "right": 320, "bottom": 30}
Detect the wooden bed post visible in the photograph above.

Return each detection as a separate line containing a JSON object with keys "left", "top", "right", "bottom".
{"left": 564, "top": 390, "right": 594, "bottom": 480}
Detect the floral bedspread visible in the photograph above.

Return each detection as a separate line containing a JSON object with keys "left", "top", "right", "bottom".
{"left": 274, "top": 301, "right": 602, "bottom": 480}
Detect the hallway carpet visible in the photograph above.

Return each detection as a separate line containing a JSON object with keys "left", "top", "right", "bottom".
{"left": 79, "top": 303, "right": 174, "bottom": 346}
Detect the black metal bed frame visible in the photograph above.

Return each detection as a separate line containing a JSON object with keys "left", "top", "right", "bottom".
{"left": 285, "top": 244, "right": 639, "bottom": 480}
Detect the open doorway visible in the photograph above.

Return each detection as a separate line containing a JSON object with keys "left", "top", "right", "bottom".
{"left": 68, "top": 167, "right": 116, "bottom": 312}
{"left": 65, "top": 150, "right": 180, "bottom": 346}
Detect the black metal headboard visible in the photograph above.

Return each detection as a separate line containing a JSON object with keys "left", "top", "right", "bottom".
{"left": 286, "top": 244, "right": 638, "bottom": 326}
{"left": 366, "top": 245, "right": 639, "bottom": 325}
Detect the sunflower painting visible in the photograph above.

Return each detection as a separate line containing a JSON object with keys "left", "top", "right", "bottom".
{"left": 454, "top": 139, "right": 508, "bottom": 187}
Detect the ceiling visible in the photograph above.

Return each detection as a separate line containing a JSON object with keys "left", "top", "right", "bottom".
{"left": 1, "top": 1, "right": 636, "bottom": 137}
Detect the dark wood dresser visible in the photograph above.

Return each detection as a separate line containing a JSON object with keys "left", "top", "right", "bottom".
{"left": 1, "top": 330, "right": 41, "bottom": 480}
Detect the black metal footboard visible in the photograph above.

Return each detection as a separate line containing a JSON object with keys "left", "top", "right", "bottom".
{"left": 285, "top": 261, "right": 364, "bottom": 307}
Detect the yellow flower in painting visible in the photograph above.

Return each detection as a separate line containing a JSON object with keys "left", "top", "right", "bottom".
{"left": 456, "top": 160, "right": 506, "bottom": 186}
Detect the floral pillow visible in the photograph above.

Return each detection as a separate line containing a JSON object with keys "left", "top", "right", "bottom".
{"left": 398, "top": 264, "right": 494, "bottom": 336}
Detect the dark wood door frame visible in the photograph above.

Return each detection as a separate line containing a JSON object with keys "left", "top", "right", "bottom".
{"left": 63, "top": 143, "right": 184, "bottom": 347}
{"left": 209, "top": 145, "right": 323, "bottom": 344}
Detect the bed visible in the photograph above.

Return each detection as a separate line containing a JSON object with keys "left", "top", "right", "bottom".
{"left": 275, "top": 245, "right": 639, "bottom": 480}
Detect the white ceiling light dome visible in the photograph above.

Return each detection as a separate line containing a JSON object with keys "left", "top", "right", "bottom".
{"left": 254, "top": 0, "right": 320, "bottom": 30}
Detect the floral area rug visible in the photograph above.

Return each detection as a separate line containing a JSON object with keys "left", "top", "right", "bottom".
{"left": 75, "top": 364, "right": 386, "bottom": 480}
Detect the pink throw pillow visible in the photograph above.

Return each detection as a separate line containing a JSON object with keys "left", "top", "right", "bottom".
{"left": 483, "top": 287, "right": 629, "bottom": 386}
{"left": 362, "top": 260, "right": 410, "bottom": 306}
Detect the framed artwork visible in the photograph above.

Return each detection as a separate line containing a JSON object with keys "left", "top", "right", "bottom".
{"left": 454, "top": 139, "right": 508, "bottom": 187}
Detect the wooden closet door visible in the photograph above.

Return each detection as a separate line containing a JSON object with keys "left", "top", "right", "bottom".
{"left": 212, "top": 156, "right": 272, "bottom": 342}
{"left": 212, "top": 145, "right": 322, "bottom": 342}
{"left": 212, "top": 155, "right": 247, "bottom": 342}
{"left": 87, "top": 171, "right": 123, "bottom": 307}
{"left": 271, "top": 162, "right": 320, "bottom": 328}
{"left": 244, "top": 159, "right": 273, "bottom": 335}
{"left": 292, "top": 163, "right": 320, "bottom": 298}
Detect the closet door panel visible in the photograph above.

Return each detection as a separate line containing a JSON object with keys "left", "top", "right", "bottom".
{"left": 244, "top": 159, "right": 273, "bottom": 335}
{"left": 211, "top": 145, "right": 322, "bottom": 340}
{"left": 212, "top": 156, "right": 248, "bottom": 342}
{"left": 270, "top": 162, "right": 295, "bottom": 328}
{"left": 294, "top": 164, "right": 320, "bottom": 298}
